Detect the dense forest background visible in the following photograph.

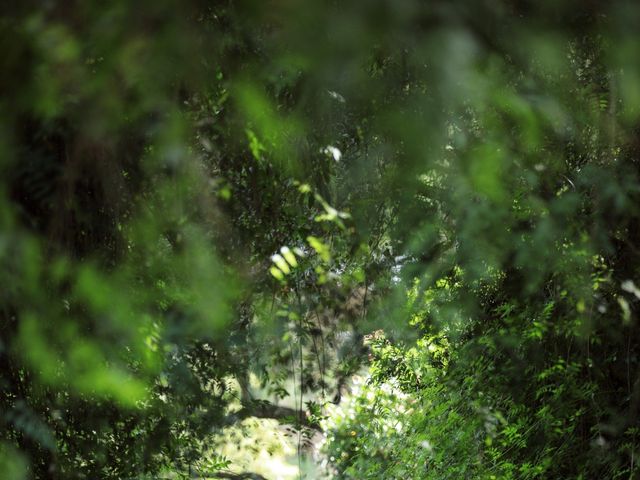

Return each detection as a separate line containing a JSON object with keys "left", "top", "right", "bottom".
{"left": 3, "top": 1, "right": 640, "bottom": 478}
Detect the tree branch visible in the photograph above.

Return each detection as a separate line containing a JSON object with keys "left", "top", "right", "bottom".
{"left": 232, "top": 400, "right": 320, "bottom": 431}
{"left": 205, "top": 471, "right": 268, "bottom": 480}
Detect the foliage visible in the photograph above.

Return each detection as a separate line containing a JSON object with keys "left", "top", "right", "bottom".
{"left": 3, "top": 0, "right": 640, "bottom": 479}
